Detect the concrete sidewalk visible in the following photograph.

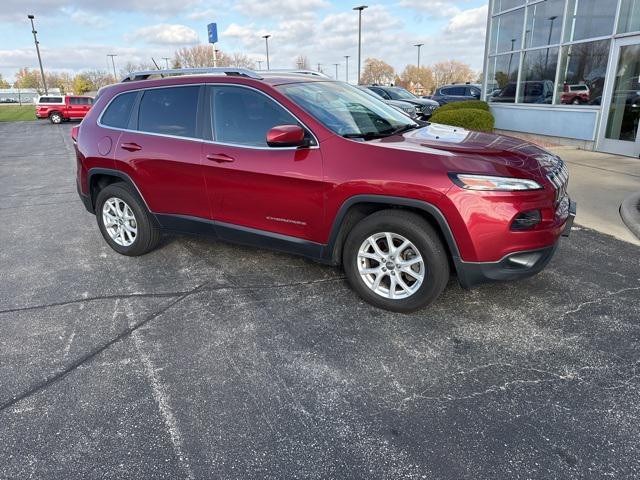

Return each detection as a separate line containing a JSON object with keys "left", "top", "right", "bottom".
{"left": 548, "top": 146, "right": 640, "bottom": 246}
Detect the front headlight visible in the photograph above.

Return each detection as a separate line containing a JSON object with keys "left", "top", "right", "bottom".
{"left": 449, "top": 173, "right": 542, "bottom": 191}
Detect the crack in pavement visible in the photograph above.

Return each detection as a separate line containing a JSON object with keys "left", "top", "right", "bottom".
{"left": 0, "top": 276, "right": 346, "bottom": 411}
{"left": 0, "top": 282, "right": 208, "bottom": 413}
{"left": 0, "top": 277, "right": 346, "bottom": 317}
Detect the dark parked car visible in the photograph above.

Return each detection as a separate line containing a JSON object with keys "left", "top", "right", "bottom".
{"left": 432, "top": 84, "right": 482, "bottom": 105}
{"left": 357, "top": 86, "right": 419, "bottom": 119}
{"left": 74, "top": 67, "right": 575, "bottom": 312}
{"left": 490, "top": 81, "right": 554, "bottom": 104}
{"left": 365, "top": 85, "right": 439, "bottom": 119}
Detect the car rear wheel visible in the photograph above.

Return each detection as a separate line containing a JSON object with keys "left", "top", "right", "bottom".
{"left": 95, "top": 183, "right": 160, "bottom": 256}
{"left": 343, "top": 210, "right": 450, "bottom": 312}
{"left": 49, "top": 112, "right": 62, "bottom": 124}
{"left": 572, "top": 98, "right": 581, "bottom": 105}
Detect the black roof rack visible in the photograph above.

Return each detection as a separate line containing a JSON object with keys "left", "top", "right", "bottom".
{"left": 121, "top": 67, "right": 263, "bottom": 82}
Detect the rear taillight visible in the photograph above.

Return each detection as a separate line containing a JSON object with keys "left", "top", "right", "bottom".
{"left": 71, "top": 125, "right": 79, "bottom": 144}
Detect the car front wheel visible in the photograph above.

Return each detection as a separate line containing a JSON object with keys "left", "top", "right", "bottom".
{"left": 343, "top": 210, "right": 450, "bottom": 312}
{"left": 49, "top": 112, "right": 62, "bottom": 124}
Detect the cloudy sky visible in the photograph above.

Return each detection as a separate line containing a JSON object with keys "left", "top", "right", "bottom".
{"left": 0, "top": 0, "right": 488, "bottom": 83}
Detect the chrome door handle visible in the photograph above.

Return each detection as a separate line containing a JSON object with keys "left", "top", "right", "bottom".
{"left": 206, "top": 153, "right": 235, "bottom": 163}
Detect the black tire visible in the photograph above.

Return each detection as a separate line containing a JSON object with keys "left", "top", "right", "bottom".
{"left": 95, "top": 182, "right": 160, "bottom": 256}
{"left": 342, "top": 210, "right": 450, "bottom": 312}
{"left": 572, "top": 98, "right": 581, "bottom": 105}
{"left": 49, "top": 112, "right": 62, "bottom": 124}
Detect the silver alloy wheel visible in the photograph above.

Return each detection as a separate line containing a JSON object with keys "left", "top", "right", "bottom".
{"left": 102, "top": 197, "right": 138, "bottom": 247}
{"left": 357, "top": 232, "right": 425, "bottom": 299}
{"left": 50, "top": 113, "right": 61, "bottom": 124}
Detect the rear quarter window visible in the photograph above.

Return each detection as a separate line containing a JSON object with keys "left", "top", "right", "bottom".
{"left": 100, "top": 91, "right": 137, "bottom": 129}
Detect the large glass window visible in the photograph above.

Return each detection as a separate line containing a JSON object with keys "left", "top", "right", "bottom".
{"left": 493, "top": 0, "right": 525, "bottom": 14}
{"left": 524, "top": 0, "right": 565, "bottom": 48}
{"left": 101, "top": 91, "right": 137, "bottom": 129}
{"left": 486, "top": 52, "right": 520, "bottom": 103}
{"left": 211, "top": 85, "right": 304, "bottom": 147}
{"left": 563, "top": 0, "right": 616, "bottom": 42}
{"left": 555, "top": 39, "right": 610, "bottom": 105}
{"left": 518, "top": 47, "right": 559, "bottom": 103}
{"left": 490, "top": 8, "right": 525, "bottom": 54}
{"left": 605, "top": 44, "right": 640, "bottom": 142}
{"left": 618, "top": 0, "right": 640, "bottom": 33}
{"left": 138, "top": 86, "right": 199, "bottom": 138}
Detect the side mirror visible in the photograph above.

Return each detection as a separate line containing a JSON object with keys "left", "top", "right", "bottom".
{"left": 266, "top": 124, "right": 306, "bottom": 148}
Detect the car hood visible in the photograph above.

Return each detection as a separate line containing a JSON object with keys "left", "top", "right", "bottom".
{"left": 370, "top": 123, "right": 562, "bottom": 177}
{"left": 386, "top": 100, "right": 415, "bottom": 108}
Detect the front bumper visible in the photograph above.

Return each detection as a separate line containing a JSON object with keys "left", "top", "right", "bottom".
{"left": 456, "top": 199, "right": 576, "bottom": 288}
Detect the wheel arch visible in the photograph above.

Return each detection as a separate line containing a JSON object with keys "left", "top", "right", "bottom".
{"left": 323, "top": 195, "right": 462, "bottom": 274}
{"left": 87, "top": 168, "right": 151, "bottom": 215}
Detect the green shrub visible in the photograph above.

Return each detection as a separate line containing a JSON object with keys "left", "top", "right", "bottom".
{"left": 429, "top": 108, "right": 494, "bottom": 132}
{"left": 437, "top": 100, "right": 490, "bottom": 113}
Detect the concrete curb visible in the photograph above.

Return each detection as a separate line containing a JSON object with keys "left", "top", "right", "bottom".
{"left": 620, "top": 191, "right": 640, "bottom": 240}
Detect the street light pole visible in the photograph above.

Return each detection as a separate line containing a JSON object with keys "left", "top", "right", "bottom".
{"left": 262, "top": 34, "right": 271, "bottom": 70}
{"left": 353, "top": 5, "right": 367, "bottom": 85}
{"left": 162, "top": 57, "right": 170, "bottom": 69}
{"left": 414, "top": 43, "right": 424, "bottom": 69}
{"left": 317, "top": 63, "right": 322, "bottom": 73}
{"left": 27, "top": 15, "right": 48, "bottom": 95}
{"left": 344, "top": 55, "right": 350, "bottom": 83}
{"left": 107, "top": 54, "right": 118, "bottom": 82}
{"left": 333, "top": 63, "right": 339, "bottom": 79}
{"left": 257, "top": 60, "right": 263, "bottom": 70}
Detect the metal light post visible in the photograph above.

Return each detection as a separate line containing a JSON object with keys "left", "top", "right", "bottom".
{"left": 257, "top": 60, "right": 263, "bottom": 70}
{"left": 317, "top": 63, "right": 322, "bottom": 72}
{"left": 353, "top": 5, "right": 367, "bottom": 85}
{"left": 414, "top": 43, "right": 424, "bottom": 69}
{"left": 262, "top": 34, "right": 271, "bottom": 70}
{"left": 333, "top": 63, "right": 339, "bottom": 79}
{"left": 344, "top": 55, "right": 350, "bottom": 83}
{"left": 162, "top": 57, "right": 170, "bottom": 69}
{"left": 27, "top": 15, "right": 48, "bottom": 95}
{"left": 545, "top": 16, "right": 558, "bottom": 72}
{"left": 107, "top": 54, "right": 118, "bottom": 82}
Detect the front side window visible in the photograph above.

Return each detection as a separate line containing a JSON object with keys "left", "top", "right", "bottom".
{"left": 370, "top": 87, "right": 390, "bottom": 99}
{"left": 524, "top": 0, "right": 565, "bottom": 49}
{"left": 490, "top": 8, "right": 525, "bottom": 54}
{"left": 278, "top": 81, "right": 417, "bottom": 139}
{"left": 563, "top": 0, "right": 616, "bottom": 42}
{"left": 211, "top": 85, "right": 304, "bottom": 147}
{"left": 555, "top": 39, "right": 610, "bottom": 105}
{"left": 486, "top": 52, "right": 520, "bottom": 103}
{"left": 138, "top": 86, "right": 199, "bottom": 138}
{"left": 518, "top": 47, "right": 559, "bottom": 104}
{"left": 100, "top": 91, "right": 137, "bottom": 129}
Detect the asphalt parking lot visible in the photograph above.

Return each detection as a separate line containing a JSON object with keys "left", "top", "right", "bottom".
{"left": 1, "top": 120, "right": 639, "bottom": 480}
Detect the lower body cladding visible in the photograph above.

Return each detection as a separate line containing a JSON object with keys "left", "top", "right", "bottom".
{"left": 77, "top": 181, "right": 577, "bottom": 290}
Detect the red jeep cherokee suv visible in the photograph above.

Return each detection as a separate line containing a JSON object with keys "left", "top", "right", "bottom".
{"left": 74, "top": 68, "right": 575, "bottom": 312}
{"left": 37, "top": 94, "right": 94, "bottom": 124}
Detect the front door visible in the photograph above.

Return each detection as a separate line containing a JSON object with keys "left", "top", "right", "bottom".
{"left": 598, "top": 37, "right": 640, "bottom": 158}
{"left": 202, "top": 84, "right": 325, "bottom": 243}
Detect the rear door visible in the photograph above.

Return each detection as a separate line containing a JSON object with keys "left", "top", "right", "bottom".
{"left": 114, "top": 85, "right": 209, "bottom": 220}
{"left": 67, "top": 97, "right": 84, "bottom": 118}
{"left": 201, "top": 84, "right": 324, "bottom": 242}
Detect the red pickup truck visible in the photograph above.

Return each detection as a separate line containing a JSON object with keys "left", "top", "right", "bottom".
{"left": 36, "top": 95, "right": 94, "bottom": 124}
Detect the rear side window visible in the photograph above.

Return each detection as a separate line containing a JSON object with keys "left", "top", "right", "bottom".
{"left": 211, "top": 85, "right": 302, "bottom": 147}
{"left": 444, "top": 86, "right": 465, "bottom": 96}
{"left": 101, "top": 91, "right": 137, "bottom": 129}
{"left": 39, "top": 97, "right": 63, "bottom": 103}
{"left": 138, "top": 86, "right": 199, "bottom": 138}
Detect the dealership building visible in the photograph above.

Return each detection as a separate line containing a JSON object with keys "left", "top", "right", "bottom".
{"left": 482, "top": 0, "right": 640, "bottom": 158}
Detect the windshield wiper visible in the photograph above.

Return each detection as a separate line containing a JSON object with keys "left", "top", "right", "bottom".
{"left": 342, "top": 132, "right": 387, "bottom": 140}
{"left": 385, "top": 123, "right": 420, "bottom": 136}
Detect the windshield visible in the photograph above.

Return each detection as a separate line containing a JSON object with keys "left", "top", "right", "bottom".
{"left": 386, "top": 87, "right": 416, "bottom": 100}
{"left": 277, "top": 81, "right": 417, "bottom": 138}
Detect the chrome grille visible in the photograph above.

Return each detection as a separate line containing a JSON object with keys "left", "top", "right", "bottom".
{"left": 547, "top": 159, "right": 569, "bottom": 203}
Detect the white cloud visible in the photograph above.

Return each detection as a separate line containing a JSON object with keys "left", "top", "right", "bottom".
{"left": 445, "top": 5, "right": 489, "bottom": 34}
{"left": 232, "top": 0, "right": 329, "bottom": 18}
{"left": 128, "top": 24, "right": 200, "bottom": 45}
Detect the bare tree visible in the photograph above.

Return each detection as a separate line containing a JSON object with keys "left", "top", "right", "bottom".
{"left": 84, "top": 69, "right": 113, "bottom": 89}
{"left": 226, "top": 52, "right": 256, "bottom": 69}
{"left": 431, "top": 60, "right": 475, "bottom": 88}
{"left": 360, "top": 58, "right": 395, "bottom": 85}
